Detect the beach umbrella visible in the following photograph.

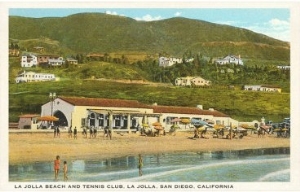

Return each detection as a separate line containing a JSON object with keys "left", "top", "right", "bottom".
{"left": 197, "top": 126, "right": 206, "bottom": 132}
{"left": 191, "top": 119, "right": 208, "bottom": 126}
{"left": 213, "top": 124, "right": 225, "bottom": 130}
{"left": 260, "top": 125, "right": 270, "bottom": 129}
{"left": 152, "top": 122, "right": 162, "bottom": 126}
{"left": 180, "top": 118, "right": 190, "bottom": 129}
{"left": 142, "top": 123, "right": 149, "bottom": 127}
{"left": 171, "top": 118, "right": 181, "bottom": 123}
{"left": 37, "top": 116, "right": 59, "bottom": 121}
{"left": 205, "top": 119, "right": 215, "bottom": 124}
{"left": 180, "top": 118, "right": 191, "bottom": 124}
{"left": 273, "top": 128, "right": 281, "bottom": 132}
{"left": 154, "top": 126, "right": 163, "bottom": 130}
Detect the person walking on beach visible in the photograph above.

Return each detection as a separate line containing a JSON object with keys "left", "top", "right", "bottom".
{"left": 89, "top": 127, "right": 93, "bottom": 138}
{"left": 138, "top": 154, "right": 143, "bottom": 176}
{"left": 57, "top": 126, "right": 60, "bottom": 138}
{"left": 82, "top": 127, "right": 87, "bottom": 138}
{"left": 54, "top": 155, "right": 60, "bottom": 180}
{"left": 74, "top": 126, "right": 77, "bottom": 139}
{"left": 63, "top": 161, "right": 68, "bottom": 181}
{"left": 68, "top": 126, "right": 73, "bottom": 138}
{"left": 54, "top": 125, "right": 57, "bottom": 138}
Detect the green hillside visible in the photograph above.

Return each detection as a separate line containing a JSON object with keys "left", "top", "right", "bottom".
{"left": 9, "top": 79, "right": 290, "bottom": 123}
{"left": 8, "top": 13, "right": 290, "bottom": 123}
{"left": 9, "top": 13, "right": 290, "bottom": 61}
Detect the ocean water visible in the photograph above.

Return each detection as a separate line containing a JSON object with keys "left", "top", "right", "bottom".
{"left": 9, "top": 147, "right": 290, "bottom": 182}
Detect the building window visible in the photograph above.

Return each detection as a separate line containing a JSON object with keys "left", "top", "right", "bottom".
{"left": 115, "top": 115, "right": 121, "bottom": 127}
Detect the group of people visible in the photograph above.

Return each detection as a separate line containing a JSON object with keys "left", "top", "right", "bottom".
{"left": 53, "top": 126, "right": 60, "bottom": 138}
{"left": 54, "top": 154, "right": 143, "bottom": 180}
{"left": 89, "top": 126, "right": 98, "bottom": 138}
{"left": 54, "top": 155, "right": 68, "bottom": 181}
{"left": 57, "top": 126, "right": 113, "bottom": 140}
{"left": 68, "top": 126, "right": 78, "bottom": 139}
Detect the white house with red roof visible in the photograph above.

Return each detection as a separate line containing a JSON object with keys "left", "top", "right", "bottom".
{"left": 18, "top": 114, "right": 40, "bottom": 129}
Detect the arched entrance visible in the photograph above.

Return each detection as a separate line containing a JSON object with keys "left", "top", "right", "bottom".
{"left": 53, "top": 110, "right": 68, "bottom": 127}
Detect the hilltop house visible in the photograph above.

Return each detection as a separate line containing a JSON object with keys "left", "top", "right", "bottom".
{"left": 40, "top": 96, "right": 237, "bottom": 132}
{"left": 33, "top": 46, "right": 45, "bottom": 53}
{"left": 37, "top": 54, "right": 60, "bottom": 64}
{"left": 159, "top": 57, "right": 183, "bottom": 67}
{"left": 277, "top": 65, "right": 290, "bottom": 70}
{"left": 215, "top": 55, "right": 243, "bottom": 65}
{"left": 9, "top": 48, "right": 20, "bottom": 57}
{"left": 15, "top": 71, "right": 56, "bottom": 83}
{"left": 21, "top": 53, "right": 65, "bottom": 67}
{"left": 66, "top": 58, "right": 78, "bottom": 65}
{"left": 243, "top": 85, "right": 281, "bottom": 93}
{"left": 21, "top": 53, "right": 38, "bottom": 67}
{"left": 48, "top": 57, "right": 65, "bottom": 66}
{"left": 158, "top": 56, "right": 195, "bottom": 67}
{"left": 175, "top": 76, "right": 211, "bottom": 87}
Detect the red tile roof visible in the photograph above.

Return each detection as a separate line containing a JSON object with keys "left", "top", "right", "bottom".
{"left": 59, "top": 96, "right": 150, "bottom": 109}
{"left": 58, "top": 97, "right": 229, "bottom": 117}
{"left": 151, "top": 105, "right": 229, "bottom": 117}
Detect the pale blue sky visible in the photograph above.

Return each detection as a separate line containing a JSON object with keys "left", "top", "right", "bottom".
{"left": 9, "top": 8, "right": 290, "bottom": 42}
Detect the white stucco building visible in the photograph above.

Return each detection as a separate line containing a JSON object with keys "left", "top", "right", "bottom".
{"left": 215, "top": 55, "right": 243, "bottom": 65}
{"left": 15, "top": 71, "right": 56, "bottom": 83}
{"left": 40, "top": 96, "right": 237, "bottom": 132}
{"left": 175, "top": 76, "right": 211, "bottom": 87}
{"left": 21, "top": 54, "right": 38, "bottom": 67}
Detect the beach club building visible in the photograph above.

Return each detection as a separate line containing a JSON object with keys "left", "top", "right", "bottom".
{"left": 41, "top": 96, "right": 238, "bottom": 132}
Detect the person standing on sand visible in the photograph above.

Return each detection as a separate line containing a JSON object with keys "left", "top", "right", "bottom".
{"left": 138, "top": 154, "right": 143, "bottom": 176}
{"left": 54, "top": 155, "right": 60, "bottom": 180}
{"left": 57, "top": 126, "right": 60, "bottom": 138}
{"left": 54, "top": 126, "right": 57, "bottom": 138}
{"left": 74, "top": 126, "right": 77, "bottom": 139}
{"left": 63, "top": 161, "right": 68, "bottom": 181}
{"left": 68, "top": 126, "right": 72, "bottom": 138}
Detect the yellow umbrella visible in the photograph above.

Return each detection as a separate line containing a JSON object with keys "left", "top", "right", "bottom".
{"left": 180, "top": 118, "right": 190, "bottom": 124}
{"left": 142, "top": 123, "right": 149, "bottom": 127}
{"left": 37, "top": 116, "right": 59, "bottom": 121}
{"left": 213, "top": 124, "right": 224, "bottom": 130}
{"left": 180, "top": 118, "right": 190, "bottom": 129}
{"left": 197, "top": 126, "right": 206, "bottom": 132}
{"left": 273, "top": 128, "right": 281, "bottom": 132}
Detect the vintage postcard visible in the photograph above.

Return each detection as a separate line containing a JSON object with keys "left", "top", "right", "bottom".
{"left": 1, "top": 1, "right": 300, "bottom": 191}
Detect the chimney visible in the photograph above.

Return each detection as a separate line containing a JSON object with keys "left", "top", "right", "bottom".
{"left": 197, "top": 105, "right": 203, "bottom": 110}
{"left": 209, "top": 108, "right": 214, "bottom": 111}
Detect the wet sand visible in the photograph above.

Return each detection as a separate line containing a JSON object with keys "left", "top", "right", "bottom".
{"left": 9, "top": 130, "right": 290, "bottom": 165}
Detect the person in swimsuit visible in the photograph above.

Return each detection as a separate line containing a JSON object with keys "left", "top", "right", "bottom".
{"left": 63, "top": 161, "right": 68, "bottom": 181}
{"left": 138, "top": 154, "right": 143, "bottom": 176}
{"left": 54, "top": 155, "right": 60, "bottom": 180}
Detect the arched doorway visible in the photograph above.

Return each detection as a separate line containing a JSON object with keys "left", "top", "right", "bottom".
{"left": 53, "top": 110, "right": 68, "bottom": 127}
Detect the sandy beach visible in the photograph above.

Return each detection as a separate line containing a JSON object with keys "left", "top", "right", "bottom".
{"left": 9, "top": 130, "right": 290, "bottom": 165}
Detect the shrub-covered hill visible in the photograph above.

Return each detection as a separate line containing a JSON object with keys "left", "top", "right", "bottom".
{"left": 9, "top": 13, "right": 289, "bottom": 61}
